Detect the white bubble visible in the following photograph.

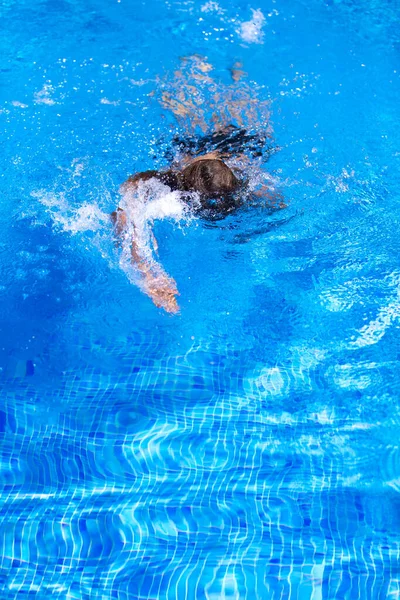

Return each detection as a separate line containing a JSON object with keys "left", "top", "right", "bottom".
{"left": 238, "top": 9, "right": 266, "bottom": 44}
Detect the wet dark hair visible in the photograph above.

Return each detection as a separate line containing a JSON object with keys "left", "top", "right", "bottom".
{"left": 167, "top": 124, "right": 274, "bottom": 161}
{"left": 181, "top": 159, "right": 240, "bottom": 198}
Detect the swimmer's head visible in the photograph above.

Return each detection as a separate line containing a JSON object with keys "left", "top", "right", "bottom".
{"left": 181, "top": 159, "right": 240, "bottom": 200}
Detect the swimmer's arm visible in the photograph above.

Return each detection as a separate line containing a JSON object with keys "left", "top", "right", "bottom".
{"left": 111, "top": 208, "right": 159, "bottom": 253}
{"left": 130, "top": 236, "right": 179, "bottom": 313}
{"left": 131, "top": 231, "right": 179, "bottom": 314}
{"left": 110, "top": 208, "right": 127, "bottom": 238}
{"left": 110, "top": 208, "right": 179, "bottom": 314}
{"left": 116, "top": 176, "right": 161, "bottom": 254}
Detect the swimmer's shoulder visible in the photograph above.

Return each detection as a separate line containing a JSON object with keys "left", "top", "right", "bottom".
{"left": 119, "top": 170, "right": 159, "bottom": 194}
{"left": 119, "top": 169, "right": 182, "bottom": 195}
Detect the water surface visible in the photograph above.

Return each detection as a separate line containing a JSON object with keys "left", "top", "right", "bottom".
{"left": 1, "top": 0, "right": 400, "bottom": 598}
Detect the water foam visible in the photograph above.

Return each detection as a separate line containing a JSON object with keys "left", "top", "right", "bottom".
{"left": 238, "top": 9, "right": 266, "bottom": 44}
{"left": 32, "top": 190, "right": 110, "bottom": 234}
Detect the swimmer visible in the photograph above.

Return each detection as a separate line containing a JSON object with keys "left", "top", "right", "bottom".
{"left": 112, "top": 152, "right": 239, "bottom": 313}
{"left": 112, "top": 58, "right": 284, "bottom": 314}
{"left": 113, "top": 139, "right": 283, "bottom": 314}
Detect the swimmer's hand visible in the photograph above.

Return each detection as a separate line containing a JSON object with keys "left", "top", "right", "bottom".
{"left": 143, "top": 273, "right": 180, "bottom": 314}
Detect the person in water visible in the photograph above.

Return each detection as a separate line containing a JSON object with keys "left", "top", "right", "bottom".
{"left": 112, "top": 57, "right": 283, "bottom": 314}
{"left": 112, "top": 152, "right": 239, "bottom": 313}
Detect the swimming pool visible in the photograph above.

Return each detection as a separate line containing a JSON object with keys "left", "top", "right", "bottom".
{"left": 1, "top": 0, "right": 400, "bottom": 597}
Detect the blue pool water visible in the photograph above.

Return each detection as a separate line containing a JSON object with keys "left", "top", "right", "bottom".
{"left": 1, "top": 0, "right": 400, "bottom": 597}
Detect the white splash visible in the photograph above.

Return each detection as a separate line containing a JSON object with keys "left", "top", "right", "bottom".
{"left": 238, "top": 8, "right": 266, "bottom": 44}
{"left": 32, "top": 190, "right": 110, "bottom": 233}
{"left": 100, "top": 98, "right": 120, "bottom": 106}
{"left": 120, "top": 179, "right": 188, "bottom": 222}
{"left": 118, "top": 178, "right": 193, "bottom": 266}
{"left": 34, "top": 84, "right": 56, "bottom": 105}
{"left": 200, "top": 1, "right": 224, "bottom": 13}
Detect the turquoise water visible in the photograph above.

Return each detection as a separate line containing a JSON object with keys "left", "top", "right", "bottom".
{"left": 1, "top": 0, "right": 400, "bottom": 597}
